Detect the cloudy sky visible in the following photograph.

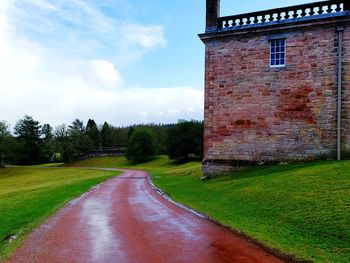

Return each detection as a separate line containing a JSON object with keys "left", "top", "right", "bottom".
{"left": 0, "top": 0, "right": 321, "bottom": 127}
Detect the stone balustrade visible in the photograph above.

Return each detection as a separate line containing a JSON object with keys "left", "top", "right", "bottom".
{"left": 217, "top": 0, "right": 349, "bottom": 30}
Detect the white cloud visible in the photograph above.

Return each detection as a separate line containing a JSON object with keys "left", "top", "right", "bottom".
{"left": 9, "top": 0, "right": 166, "bottom": 64}
{"left": 0, "top": 0, "right": 203, "bottom": 127}
{"left": 123, "top": 24, "right": 166, "bottom": 49}
{"left": 90, "top": 60, "right": 123, "bottom": 87}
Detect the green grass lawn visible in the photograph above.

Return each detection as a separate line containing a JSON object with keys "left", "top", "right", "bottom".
{"left": 68, "top": 156, "right": 350, "bottom": 263}
{"left": 0, "top": 166, "right": 120, "bottom": 261}
{"left": 35, "top": 163, "right": 64, "bottom": 167}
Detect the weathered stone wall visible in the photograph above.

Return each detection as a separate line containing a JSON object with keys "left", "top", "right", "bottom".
{"left": 342, "top": 26, "right": 350, "bottom": 157}
{"left": 203, "top": 23, "right": 350, "bottom": 175}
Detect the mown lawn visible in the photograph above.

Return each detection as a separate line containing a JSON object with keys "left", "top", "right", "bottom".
{"left": 68, "top": 156, "right": 350, "bottom": 263}
{"left": 0, "top": 167, "right": 120, "bottom": 261}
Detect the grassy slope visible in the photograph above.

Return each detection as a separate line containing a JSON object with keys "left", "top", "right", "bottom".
{"left": 0, "top": 167, "right": 120, "bottom": 261}
{"left": 67, "top": 156, "right": 350, "bottom": 262}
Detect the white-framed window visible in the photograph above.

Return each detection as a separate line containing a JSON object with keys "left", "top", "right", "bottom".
{"left": 270, "top": 39, "right": 286, "bottom": 67}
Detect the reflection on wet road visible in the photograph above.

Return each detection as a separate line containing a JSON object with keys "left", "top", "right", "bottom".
{"left": 9, "top": 170, "right": 282, "bottom": 263}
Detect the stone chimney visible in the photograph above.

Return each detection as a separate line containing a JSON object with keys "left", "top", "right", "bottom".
{"left": 206, "top": 0, "right": 220, "bottom": 32}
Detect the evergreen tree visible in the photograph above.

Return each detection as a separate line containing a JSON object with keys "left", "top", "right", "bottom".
{"left": 111, "top": 127, "right": 129, "bottom": 146}
{"left": 86, "top": 119, "right": 100, "bottom": 148}
{"left": 0, "top": 121, "right": 10, "bottom": 138}
{"left": 41, "top": 124, "right": 54, "bottom": 163}
{"left": 69, "top": 119, "right": 85, "bottom": 133}
{"left": 126, "top": 126, "right": 134, "bottom": 143}
{"left": 14, "top": 115, "right": 42, "bottom": 164}
{"left": 0, "top": 121, "right": 10, "bottom": 166}
{"left": 68, "top": 120, "right": 92, "bottom": 159}
{"left": 42, "top": 124, "right": 53, "bottom": 142}
{"left": 101, "top": 122, "right": 113, "bottom": 148}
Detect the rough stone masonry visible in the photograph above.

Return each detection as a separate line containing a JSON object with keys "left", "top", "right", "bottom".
{"left": 199, "top": 0, "right": 350, "bottom": 176}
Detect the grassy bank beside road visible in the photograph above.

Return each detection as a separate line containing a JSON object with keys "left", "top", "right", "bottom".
{"left": 68, "top": 156, "right": 350, "bottom": 262}
{"left": 0, "top": 166, "right": 119, "bottom": 261}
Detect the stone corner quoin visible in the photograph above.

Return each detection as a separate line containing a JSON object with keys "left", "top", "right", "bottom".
{"left": 199, "top": 0, "right": 350, "bottom": 176}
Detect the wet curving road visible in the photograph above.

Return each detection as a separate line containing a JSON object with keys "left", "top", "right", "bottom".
{"left": 9, "top": 169, "right": 283, "bottom": 263}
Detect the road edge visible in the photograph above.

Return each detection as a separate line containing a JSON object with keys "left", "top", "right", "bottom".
{"left": 146, "top": 174, "right": 310, "bottom": 263}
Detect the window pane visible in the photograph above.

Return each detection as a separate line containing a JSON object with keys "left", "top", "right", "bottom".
{"left": 270, "top": 39, "right": 286, "bottom": 67}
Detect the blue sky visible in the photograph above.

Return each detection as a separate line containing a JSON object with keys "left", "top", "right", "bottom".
{"left": 125, "top": 0, "right": 322, "bottom": 89}
{"left": 0, "top": 0, "right": 321, "bottom": 127}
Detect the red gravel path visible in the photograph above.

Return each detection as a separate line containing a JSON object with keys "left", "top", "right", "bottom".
{"left": 9, "top": 169, "right": 283, "bottom": 263}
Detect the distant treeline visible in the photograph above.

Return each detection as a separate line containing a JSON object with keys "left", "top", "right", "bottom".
{"left": 0, "top": 116, "right": 203, "bottom": 165}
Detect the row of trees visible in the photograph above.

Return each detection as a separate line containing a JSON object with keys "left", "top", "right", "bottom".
{"left": 0, "top": 116, "right": 203, "bottom": 165}
{"left": 125, "top": 121, "right": 203, "bottom": 163}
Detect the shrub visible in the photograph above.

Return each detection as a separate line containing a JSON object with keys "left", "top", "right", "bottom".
{"left": 126, "top": 128, "right": 157, "bottom": 163}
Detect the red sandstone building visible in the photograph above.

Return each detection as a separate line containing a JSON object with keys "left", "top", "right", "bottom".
{"left": 200, "top": 0, "right": 350, "bottom": 176}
